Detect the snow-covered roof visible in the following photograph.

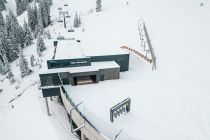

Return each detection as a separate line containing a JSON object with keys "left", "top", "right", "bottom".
{"left": 54, "top": 41, "right": 85, "bottom": 59}
{"left": 53, "top": 40, "right": 129, "bottom": 60}
{"left": 39, "top": 61, "right": 120, "bottom": 75}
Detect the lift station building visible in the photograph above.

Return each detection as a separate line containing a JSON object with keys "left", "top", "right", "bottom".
{"left": 39, "top": 41, "right": 130, "bottom": 98}
{"left": 39, "top": 41, "right": 130, "bottom": 140}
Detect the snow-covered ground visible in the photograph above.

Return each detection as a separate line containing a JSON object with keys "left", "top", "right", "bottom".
{"left": 1, "top": 0, "right": 210, "bottom": 140}
{"left": 61, "top": 0, "right": 210, "bottom": 140}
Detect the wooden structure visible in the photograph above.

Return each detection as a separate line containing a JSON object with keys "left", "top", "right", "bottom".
{"left": 120, "top": 46, "right": 152, "bottom": 63}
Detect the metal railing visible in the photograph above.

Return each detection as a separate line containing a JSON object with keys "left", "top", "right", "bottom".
{"left": 138, "top": 19, "right": 156, "bottom": 70}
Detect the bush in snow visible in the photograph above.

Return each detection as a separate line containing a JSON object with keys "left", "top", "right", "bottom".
{"left": 37, "top": 36, "right": 46, "bottom": 56}
{"left": 96, "top": 0, "right": 102, "bottom": 12}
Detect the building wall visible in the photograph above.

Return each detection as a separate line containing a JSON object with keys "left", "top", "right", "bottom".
{"left": 47, "top": 54, "right": 130, "bottom": 72}
{"left": 47, "top": 57, "right": 91, "bottom": 69}
{"left": 99, "top": 68, "right": 120, "bottom": 80}
{"left": 42, "top": 87, "right": 60, "bottom": 97}
{"left": 90, "top": 54, "right": 129, "bottom": 72}
{"left": 39, "top": 73, "right": 61, "bottom": 86}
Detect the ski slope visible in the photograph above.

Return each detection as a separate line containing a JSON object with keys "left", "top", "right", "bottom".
{"left": 61, "top": 0, "right": 210, "bottom": 140}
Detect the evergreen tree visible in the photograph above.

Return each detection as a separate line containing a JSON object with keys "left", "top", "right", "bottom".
{"left": 7, "top": 67, "right": 15, "bottom": 84}
{"left": 5, "top": 36, "right": 16, "bottom": 62}
{"left": 30, "top": 54, "right": 35, "bottom": 67}
{"left": 27, "top": 5, "right": 37, "bottom": 31}
{"left": 15, "top": 0, "right": 23, "bottom": 16}
{"left": 0, "top": 57, "right": 5, "bottom": 75}
{"left": 19, "top": 47, "right": 30, "bottom": 78}
{"left": 0, "top": 11, "right": 4, "bottom": 27}
{"left": 9, "top": 10, "right": 24, "bottom": 47}
{"left": 23, "top": 20, "right": 33, "bottom": 46}
{"left": 44, "top": 29, "right": 51, "bottom": 39}
{"left": 74, "top": 12, "right": 81, "bottom": 28}
{"left": 37, "top": 5, "right": 43, "bottom": 35}
{"left": 34, "top": 24, "right": 39, "bottom": 38}
{"left": 0, "top": 49, "right": 6, "bottom": 75}
{"left": 96, "top": 0, "right": 102, "bottom": 12}
{"left": 5, "top": 15, "right": 11, "bottom": 35}
{"left": 37, "top": 36, "right": 46, "bottom": 56}
{"left": 0, "top": 26, "right": 15, "bottom": 62}
{"left": 15, "top": 0, "right": 30, "bottom": 16}
{"left": 22, "top": 0, "right": 29, "bottom": 12}
{"left": 0, "top": 0, "right": 6, "bottom": 11}
{"left": 40, "top": 0, "right": 50, "bottom": 27}
{"left": 2, "top": 53, "right": 10, "bottom": 73}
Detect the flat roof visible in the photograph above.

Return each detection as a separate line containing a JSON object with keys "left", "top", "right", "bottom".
{"left": 40, "top": 61, "right": 120, "bottom": 75}
{"left": 53, "top": 40, "right": 129, "bottom": 60}
{"left": 54, "top": 41, "right": 85, "bottom": 59}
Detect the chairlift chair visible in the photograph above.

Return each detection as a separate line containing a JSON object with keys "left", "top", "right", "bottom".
{"left": 66, "top": 15, "right": 71, "bottom": 18}
{"left": 68, "top": 29, "right": 74, "bottom": 32}
{"left": 58, "top": 7, "right": 62, "bottom": 10}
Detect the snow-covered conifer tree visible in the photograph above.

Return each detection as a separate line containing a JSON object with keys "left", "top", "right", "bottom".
{"left": 96, "top": 0, "right": 102, "bottom": 12}
{"left": 30, "top": 54, "right": 35, "bottom": 67}
{"left": 7, "top": 67, "right": 15, "bottom": 84}
{"left": 15, "top": 0, "right": 23, "bottom": 16}
{"left": 0, "top": 11, "right": 5, "bottom": 27}
{"left": 19, "top": 47, "right": 30, "bottom": 78}
{"left": 37, "top": 5, "right": 43, "bottom": 35}
{"left": 74, "top": 12, "right": 81, "bottom": 28}
{"left": 37, "top": 36, "right": 46, "bottom": 56}
{"left": 23, "top": 20, "right": 33, "bottom": 46}
{"left": 0, "top": 58, "right": 5, "bottom": 74}
{"left": 0, "top": 0, "right": 6, "bottom": 11}
{"left": 44, "top": 29, "right": 51, "bottom": 39}
{"left": 40, "top": 0, "right": 50, "bottom": 27}
{"left": 28, "top": 5, "right": 38, "bottom": 31}
{"left": 2, "top": 53, "right": 10, "bottom": 73}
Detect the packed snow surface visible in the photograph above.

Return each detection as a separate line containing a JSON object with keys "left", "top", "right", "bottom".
{"left": 64, "top": 0, "right": 210, "bottom": 140}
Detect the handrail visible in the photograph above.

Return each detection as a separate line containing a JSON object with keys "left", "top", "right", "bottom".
{"left": 143, "top": 23, "right": 156, "bottom": 70}
{"left": 60, "top": 86, "right": 100, "bottom": 133}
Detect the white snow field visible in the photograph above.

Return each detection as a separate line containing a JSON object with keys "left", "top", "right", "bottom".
{"left": 61, "top": 0, "right": 210, "bottom": 140}
{"left": 1, "top": 0, "right": 210, "bottom": 140}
